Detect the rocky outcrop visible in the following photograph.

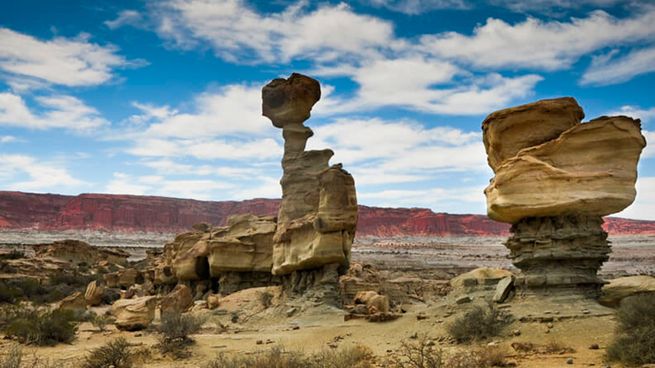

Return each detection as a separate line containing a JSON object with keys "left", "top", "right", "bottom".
{"left": 483, "top": 97, "right": 647, "bottom": 296}
{"left": 160, "top": 284, "right": 193, "bottom": 318}
{"left": 112, "top": 296, "right": 157, "bottom": 331}
{"left": 483, "top": 98, "right": 646, "bottom": 225}
{"left": 599, "top": 276, "right": 655, "bottom": 307}
{"left": 33, "top": 240, "right": 128, "bottom": 266}
{"left": 262, "top": 73, "right": 357, "bottom": 277}
{"left": 84, "top": 280, "right": 104, "bottom": 306}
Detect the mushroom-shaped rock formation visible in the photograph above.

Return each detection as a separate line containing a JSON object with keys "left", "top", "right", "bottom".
{"left": 483, "top": 97, "right": 646, "bottom": 296}
{"left": 262, "top": 73, "right": 358, "bottom": 279}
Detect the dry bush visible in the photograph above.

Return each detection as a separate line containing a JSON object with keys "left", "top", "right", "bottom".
{"left": 311, "top": 345, "right": 376, "bottom": 368}
{"left": 205, "top": 346, "right": 308, "bottom": 368}
{"left": 90, "top": 313, "right": 112, "bottom": 332}
{"left": 258, "top": 291, "right": 273, "bottom": 308}
{"left": 83, "top": 337, "right": 133, "bottom": 368}
{"left": 511, "top": 341, "right": 574, "bottom": 355}
{"left": 447, "top": 304, "right": 508, "bottom": 343}
{"left": 607, "top": 293, "right": 655, "bottom": 366}
{"left": 157, "top": 312, "right": 205, "bottom": 358}
{"left": 205, "top": 345, "right": 375, "bottom": 368}
{"left": 385, "top": 335, "right": 444, "bottom": 368}
{"left": 447, "top": 346, "right": 510, "bottom": 368}
{"left": 0, "top": 344, "right": 22, "bottom": 368}
{"left": 2, "top": 307, "right": 78, "bottom": 346}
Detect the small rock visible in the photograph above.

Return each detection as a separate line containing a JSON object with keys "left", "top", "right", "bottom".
{"left": 286, "top": 307, "right": 298, "bottom": 317}
{"left": 416, "top": 314, "right": 428, "bottom": 320}
{"left": 409, "top": 332, "right": 418, "bottom": 339}
{"left": 256, "top": 340, "right": 263, "bottom": 345}
{"left": 589, "top": 343, "right": 600, "bottom": 350}
{"left": 566, "top": 358, "right": 574, "bottom": 364}
{"left": 292, "top": 326, "right": 300, "bottom": 330}
{"left": 512, "top": 329, "right": 521, "bottom": 336}
{"left": 134, "top": 333, "right": 142, "bottom": 337}
{"left": 455, "top": 295, "right": 472, "bottom": 304}
{"left": 547, "top": 322, "right": 554, "bottom": 329}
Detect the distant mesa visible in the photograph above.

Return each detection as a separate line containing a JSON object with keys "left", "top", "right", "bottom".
{"left": 1, "top": 191, "right": 655, "bottom": 236}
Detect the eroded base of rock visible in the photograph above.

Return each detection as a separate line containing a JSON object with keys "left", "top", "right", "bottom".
{"left": 506, "top": 215, "right": 610, "bottom": 298}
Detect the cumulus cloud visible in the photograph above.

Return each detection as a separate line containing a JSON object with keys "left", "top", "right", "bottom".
{"left": 0, "top": 27, "right": 132, "bottom": 87}
{"left": 608, "top": 105, "right": 655, "bottom": 124}
{"left": 364, "top": 0, "right": 469, "bottom": 14}
{"left": 153, "top": 0, "right": 395, "bottom": 64}
{"left": 105, "top": 10, "right": 144, "bottom": 29}
{"left": 0, "top": 93, "right": 109, "bottom": 131}
{"left": 0, "top": 154, "right": 84, "bottom": 191}
{"left": 0, "top": 135, "right": 16, "bottom": 143}
{"left": 104, "top": 172, "right": 235, "bottom": 199}
{"left": 581, "top": 46, "right": 655, "bottom": 85}
{"left": 616, "top": 176, "right": 655, "bottom": 220}
{"left": 420, "top": 9, "right": 655, "bottom": 70}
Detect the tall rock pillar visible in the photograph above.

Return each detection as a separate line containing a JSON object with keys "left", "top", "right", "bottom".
{"left": 262, "top": 73, "right": 357, "bottom": 300}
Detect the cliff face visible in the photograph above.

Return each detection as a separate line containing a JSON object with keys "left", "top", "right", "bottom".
{"left": 0, "top": 191, "right": 654, "bottom": 236}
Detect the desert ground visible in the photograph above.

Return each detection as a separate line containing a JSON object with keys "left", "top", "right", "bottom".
{"left": 0, "top": 232, "right": 653, "bottom": 367}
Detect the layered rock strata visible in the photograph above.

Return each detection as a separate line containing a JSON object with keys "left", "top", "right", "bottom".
{"left": 483, "top": 97, "right": 646, "bottom": 296}
{"left": 262, "top": 73, "right": 357, "bottom": 279}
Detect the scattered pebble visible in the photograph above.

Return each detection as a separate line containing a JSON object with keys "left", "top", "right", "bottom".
{"left": 589, "top": 343, "right": 600, "bottom": 350}
{"left": 566, "top": 358, "right": 574, "bottom": 364}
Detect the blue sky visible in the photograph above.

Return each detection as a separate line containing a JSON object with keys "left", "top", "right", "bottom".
{"left": 0, "top": 0, "right": 654, "bottom": 219}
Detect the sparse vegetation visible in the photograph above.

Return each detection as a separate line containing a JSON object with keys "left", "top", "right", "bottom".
{"left": 0, "top": 250, "right": 25, "bottom": 260}
{"left": 157, "top": 312, "right": 205, "bottom": 358}
{"left": 447, "top": 303, "right": 509, "bottom": 343}
{"left": 386, "top": 335, "right": 443, "bottom": 368}
{"left": 82, "top": 337, "right": 133, "bottom": 368}
{"left": 205, "top": 345, "right": 375, "bottom": 368}
{"left": 446, "top": 346, "right": 510, "bottom": 368}
{"left": 2, "top": 307, "right": 78, "bottom": 346}
{"left": 258, "top": 290, "right": 273, "bottom": 308}
{"left": 90, "top": 313, "right": 112, "bottom": 332}
{"left": 607, "top": 293, "right": 655, "bottom": 366}
{"left": 311, "top": 345, "right": 376, "bottom": 368}
{"left": 0, "top": 344, "right": 22, "bottom": 368}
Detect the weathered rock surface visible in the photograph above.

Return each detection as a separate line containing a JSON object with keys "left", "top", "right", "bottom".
{"left": 84, "top": 280, "right": 104, "bottom": 306}
{"left": 207, "top": 214, "right": 276, "bottom": 274}
{"left": 34, "top": 239, "right": 128, "bottom": 266}
{"left": 56, "top": 291, "right": 86, "bottom": 313}
{"left": 450, "top": 268, "right": 513, "bottom": 290}
{"left": 484, "top": 100, "right": 646, "bottom": 224}
{"left": 262, "top": 73, "right": 357, "bottom": 276}
{"left": 112, "top": 296, "right": 157, "bottom": 331}
{"left": 599, "top": 275, "right": 655, "bottom": 307}
{"left": 160, "top": 284, "right": 193, "bottom": 318}
{"left": 483, "top": 97, "right": 647, "bottom": 296}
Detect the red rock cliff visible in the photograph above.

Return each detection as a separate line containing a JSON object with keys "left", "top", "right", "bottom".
{"left": 1, "top": 191, "right": 654, "bottom": 236}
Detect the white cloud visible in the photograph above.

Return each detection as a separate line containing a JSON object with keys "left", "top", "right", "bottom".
{"left": 364, "top": 0, "right": 469, "bottom": 14}
{"left": 581, "top": 46, "right": 655, "bottom": 85}
{"left": 153, "top": 0, "right": 395, "bottom": 63}
{"left": 489, "top": 0, "right": 630, "bottom": 13}
{"left": 0, "top": 27, "right": 131, "bottom": 87}
{"left": 358, "top": 184, "right": 486, "bottom": 214}
{"left": 420, "top": 9, "right": 655, "bottom": 70}
{"left": 608, "top": 105, "right": 655, "bottom": 124}
{"left": 141, "top": 84, "right": 271, "bottom": 138}
{"left": 105, "top": 10, "right": 144, "bottom": 29}
{"left": 616, "top": 176, "right": 655, "bottom": 220}
{"left": 0, "top": 93, "right": 108, "bottom": 131}
{"left": 0, "top": 154, "right": 84, "bottom": 191}
{"left": 128, "top": 137, "right": 282, "bottom": 161}
{"left": 104, "top": 172, "right": 235, "bottom": 199}
{"left": 0, "top": 136, "right": 16, "bottom": 143}
{"left": 316, "top": 60, "right": 542, "bottom": 115}
{"left": 643, "top": 131, "right": 654, "bottom": 158}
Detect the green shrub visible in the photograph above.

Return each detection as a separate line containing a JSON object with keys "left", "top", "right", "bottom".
{"left": 0, "top": 250, "right": 25, "bottom": 260}
{"left": 82, "top": 337, "right": 133, "bottom": 368}
{"left": 447, "top": 303, "right": 508, "bottom": 343}
{"left": 2, "top": 307, "right": 78, "bottom": 346}
{"left": 90, "top": 313, "right": 112, "bottom": 332}
{"left": 607, "top": 293, "right": 655, "bottom": 366}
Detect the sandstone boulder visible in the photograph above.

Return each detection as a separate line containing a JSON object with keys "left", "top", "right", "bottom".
{"left": 160, "top": 284, "right": 193, "bottom": 318}
{"left": 56, "top": 291, "right": 86, "bottom": 313}
{"left": 354, "top": 291, "right": 390, "bottom": 314}
{"left": 112, "top": 296, "right": 157, "bottom": 331}
{"left": 207, "top": 214, "right": 276, "bottom": 274}
{"left": 599, "top": 276, "right": 655, "bottom": 307}
{"left": 84, "top": 280, "right": 104, "bottom": 306}
{"left": 484, "top": 100, "right": 646, "bottom": 224}
{"left": 34, "top": 239, "right": 129, "bottom": 266}
{"left": 450, "top": 268, "right": 513, "bottom": 290}
{"left": 168, "top": 231, "right": 209, "bottom": 281}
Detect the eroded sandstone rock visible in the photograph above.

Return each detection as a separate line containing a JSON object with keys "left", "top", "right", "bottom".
{"left": 160, "top": 284, "right": 193, "bottom": 318}
{"left": 84, "top": 280, "right": 104, "bottom": 306}
{"left": 262, "top": 73, "right": 357, "bottom": 277}
{"left": 112, "top": 296, "right": 157, "bottom": 331}
{"left": 599, "top": 275, "right": 655, "bottom": 307}
{"left": 483, "top": 98, "right": 647, "bottom": 296}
